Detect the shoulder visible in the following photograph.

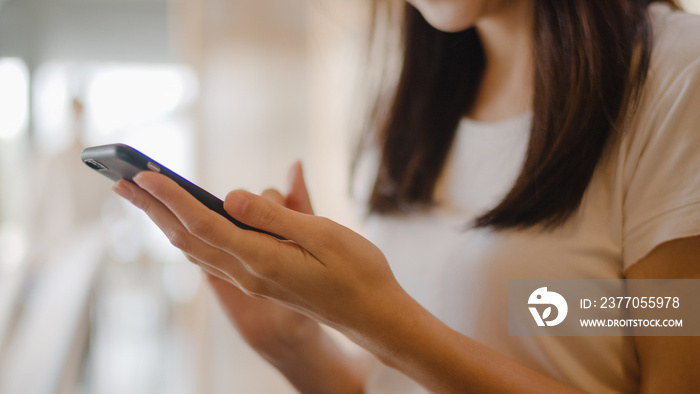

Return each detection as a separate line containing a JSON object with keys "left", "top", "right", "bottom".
{"left": 613, "top": 5, "right": 700, "bottom": 268}
{"left": 647, "top": 4, "right": 700, "bottom": 90}
{"left": 624, "top": 4, "right": 700, "bottom": 138}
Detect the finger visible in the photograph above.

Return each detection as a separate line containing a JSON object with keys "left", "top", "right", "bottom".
{"left": 114, "top": 179, "right": 208, "bottom": 253}
{"left": 206, "top": 271, "right": 230, "bottom": 287}
{"left": 206, "top": 270, "right": 260, "bottom": 301}
{"left": 224, "top": 189, "right": 348, "bottom": 267}
{"left": 133, "top": 171, "right": 300, "bottom": 269}
{"left": 133, "top": 171, "right": 252, "bottom": 249}
{"left": 199, "top": 260, "right": 232, "bottom": 283}
{"left": 189, "top": 253, "right": 271, "bottom": 298}
{"left": 180, "top": 237, "right": 262, "bottom": 291}
{"left": 115, "top": 178, "right": 252, "bottom": 280}
{"left": 285, "top": 161, "right": 314, "bottom": 214}
{"left": 261, "top": 188, "right": 284, "bottom": 205}
{"left": 186, "top": 252, "right": 243, "bottom": 284}
{"left": 223, "top": 189, "right": 326, "bottom": 250}
{"left": 113, "top": 179, "right": 193, "bottom": 246}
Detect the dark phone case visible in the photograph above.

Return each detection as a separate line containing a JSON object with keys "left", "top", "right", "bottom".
{"left": 81, "top": 143, "right": 283, "bottom": 240}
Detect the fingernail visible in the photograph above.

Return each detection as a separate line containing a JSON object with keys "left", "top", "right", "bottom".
{"left": 231, "top": 191, "right": 251, "bottom": 217}
{"left": 133, "top": 172, "right": 151, "bottom": 190}
{"left": 113, "top": 180, "right": 134, "bottom": 200}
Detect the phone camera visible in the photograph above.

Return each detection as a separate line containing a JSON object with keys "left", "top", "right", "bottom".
{"left": 84, "top": 159, "right": 108, "bottom": 171}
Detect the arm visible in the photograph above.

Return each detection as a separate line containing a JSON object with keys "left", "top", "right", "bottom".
{"left": 376, "top": 236, "right": 700, "bottom": 393}
{"left": 118, "top": 170, "right": 591, "bottom": 393}
{"left": 625, "top": 235, "right": 700, "bottom": 393}
{"left": 341, "top": 282, "right": 583, "bottom": 393}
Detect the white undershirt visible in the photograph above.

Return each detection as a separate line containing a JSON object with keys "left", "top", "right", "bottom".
{"left": 355, "top": 4, "right": 700, "bottom": 393}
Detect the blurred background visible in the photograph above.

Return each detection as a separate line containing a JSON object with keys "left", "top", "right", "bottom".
{"left": 0, "top": 1, "right": 699, "bottom": 393}
{"left": 0, "top": 0, "right": 367, "bottom": 393}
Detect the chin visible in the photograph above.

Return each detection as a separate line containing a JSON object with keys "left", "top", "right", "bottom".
{"left": 422, "top": 17, "right": 474, "bottom": 33}
{"left": 409, "top": 1, "right": 480, "bottom": 33}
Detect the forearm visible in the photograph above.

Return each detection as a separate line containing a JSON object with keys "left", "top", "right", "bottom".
{"left": 344, "top": 285, "right": 584, "bottom": 394}
{"left": 266, "top": 322, "right": 366, "bottom": 394}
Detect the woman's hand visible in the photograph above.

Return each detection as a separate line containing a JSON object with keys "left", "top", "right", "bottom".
{"left": 114, "top": 163, "right": 399, "bottom": 333}
{"left": 112, "top": 162, "right": 371, "bottom": 392}
{"left": 111, "top": 161, "right": 592, "bottom": 394}
{"left": 202, "top": 163, "right": 319, "bottom": 360}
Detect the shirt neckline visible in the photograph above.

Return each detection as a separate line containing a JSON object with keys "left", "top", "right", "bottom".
{"left": 458, "top": 112, "right": 533, "bottom": 135}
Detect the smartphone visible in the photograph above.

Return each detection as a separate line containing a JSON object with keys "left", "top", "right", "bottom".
{"left": 81, "top": 143, "right": 284, "bottom": 240}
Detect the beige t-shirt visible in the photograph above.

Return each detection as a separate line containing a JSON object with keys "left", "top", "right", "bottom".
{"left": 355, "top": 4, "right": 700, "bottom": 393}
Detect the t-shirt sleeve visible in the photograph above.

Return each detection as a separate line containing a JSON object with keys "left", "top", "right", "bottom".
{"left": 622, "top": 59, "right": 700, "bottom": 271}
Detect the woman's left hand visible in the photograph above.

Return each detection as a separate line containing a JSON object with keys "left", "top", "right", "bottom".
{"left": 113, "top": 170, "right": 401, "bottom": 333}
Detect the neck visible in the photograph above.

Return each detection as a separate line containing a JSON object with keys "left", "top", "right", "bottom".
{"left": 468, "top": 1, "right": 535, "bottom": 122}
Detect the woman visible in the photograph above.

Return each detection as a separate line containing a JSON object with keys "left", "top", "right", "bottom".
{"left": 112, "top": 0, "right": 700, "bottom": 392}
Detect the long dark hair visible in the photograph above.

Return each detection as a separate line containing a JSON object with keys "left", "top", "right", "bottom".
{"left": 365, "top": 0, "right": 676, "bottom": 229}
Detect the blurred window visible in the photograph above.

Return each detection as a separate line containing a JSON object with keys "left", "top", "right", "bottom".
{"left": 0, "top": 58, "right": 29, "bottom": 271}
{"left": 0, "top": 58, "right": 29, "bottom": 141}
{"left": 34, "top": 62, "right": 198, "bottom": 178}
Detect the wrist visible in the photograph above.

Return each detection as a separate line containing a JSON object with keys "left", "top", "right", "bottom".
{"left": 341, "top": 282, "right": 432, "bottom": 368}
{"left": 272, "top": 322, "right": 366, "bottom": 394}
{"left": 340, "top": 282, "right": 469, "bottom": 391}
{"left": 338, "top": 285, "right": 579, "bottom": 394}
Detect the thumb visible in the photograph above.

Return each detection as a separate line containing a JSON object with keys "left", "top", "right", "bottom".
{"left": 285, "top": 161, "right": 314, "bottom": 215}
{"left": 224, "top": 189, "right": 317, "bottom": 246}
